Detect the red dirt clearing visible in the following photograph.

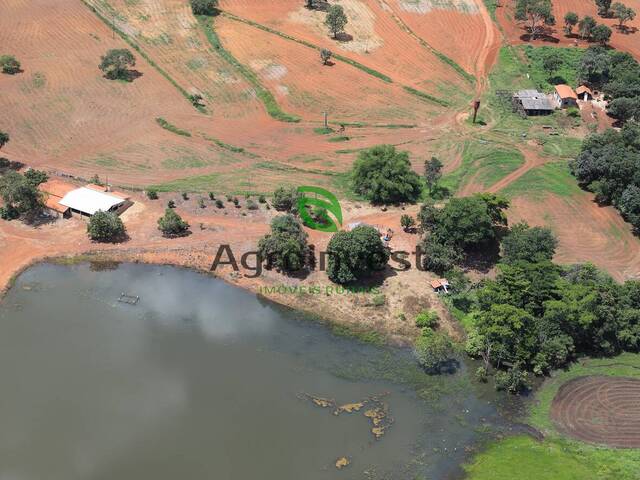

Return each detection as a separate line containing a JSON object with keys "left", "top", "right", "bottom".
{"left": 508, "top": 193, "right": 640, "bottom": 282}
{"left": 550, "top": 376, "right": 640, "bottom": 448}
{"left": 497, "top": 0, "right": 640, "bottom": 61}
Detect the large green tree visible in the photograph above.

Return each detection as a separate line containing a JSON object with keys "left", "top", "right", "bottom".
{"left": 501, "top": 222, "right": 558, "bottom": 264}
{"left": 515, "top": 0, "right": 556, "bottom": 39}
{"left": 325, "top": 5, "right": 348, "bottom": 38}
{"left": 87, "top": 211, "right": 126, "bottom": 242}
{"left": 351, "top": 145, "right": 423, "bottom": 204}
{"left": 258, "top": 214, "right": 311, "bottom": 272}
{"left": 563, "top": 11, "right": 579, "bottom": 35}
{"left": 326, "top": 225, "right": 389, "bottom": 284}
{"left": 595, "top": 0, "right": 613, "bottom": 16}
{"left": 99, "top": 49, "right": 136, "bottom": 80}
{"left": 0, "top": 171, "right": 43, "bottom": 219}
{"left": 613, "top": 2, "right": 636, "bottom": 29}
{"left": 414, "top": 330, "right": 455, "bottom": 373}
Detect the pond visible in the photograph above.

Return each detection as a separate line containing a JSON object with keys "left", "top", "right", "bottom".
{"left": 0, "top": 263, "right": 512, "bottom": 479}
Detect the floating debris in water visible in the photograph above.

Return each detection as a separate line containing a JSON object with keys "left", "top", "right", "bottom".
{"left": 335, "top": 457, "right": 350, "bottom": 469}
{"left": 300, "top": 392, "right": 394, "bottom": 439}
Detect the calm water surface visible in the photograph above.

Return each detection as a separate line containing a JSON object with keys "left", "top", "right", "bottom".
{"left": 0, "top": 263, "right": 509, "bottom": 479}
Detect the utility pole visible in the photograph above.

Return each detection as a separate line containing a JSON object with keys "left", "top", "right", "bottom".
{"left": 323, "top": 111, "right": 328, "bottom": 129}
{"left": 472, "top": 99, "right": 480, "bottom": 124}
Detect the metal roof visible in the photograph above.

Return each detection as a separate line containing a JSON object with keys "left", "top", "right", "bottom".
{"left": 521, "top": 97, "right": 554, "bottom": 111}
{"left": 515, "top": 90, "right": 544, "bottom": 98}
{"left": 59, "top": 187, "right": 125, "bottom": 215}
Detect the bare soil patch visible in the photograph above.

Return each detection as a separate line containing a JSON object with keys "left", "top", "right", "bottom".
{"left": 550, "top": 376, "right": 640, "bottom": 448}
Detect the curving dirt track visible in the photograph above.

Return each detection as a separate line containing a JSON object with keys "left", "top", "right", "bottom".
{"left": 550, "top": 376, "right": 640, "bottom": 448}
{"left": 497, "top": 0, "right": 640, "bottom": 61}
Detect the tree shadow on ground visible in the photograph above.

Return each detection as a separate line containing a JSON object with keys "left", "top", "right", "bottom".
{"left": 120, "top": 69, "right": 143, "bottom": 82}
{"left": 335, "top": 32, "right": 354, "bottom": 42}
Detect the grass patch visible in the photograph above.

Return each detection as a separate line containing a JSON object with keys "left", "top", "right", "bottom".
{"left": 441, "top": 141, "right": 525, "bottom": 194}
{"left": 523, "top": 45, "right": 586, "bottom": 92}
{"left": 198, "top": 16, "right": 300, "bottom": 123}
{"left": 402, "top": 86, "right": 449, "bottom": 107}
{"left": 155, "top": 117, "right": 191, "bottom": 137}
{"left": 331, "top": 324, "right": 385, "bottom": 346}
{"left": 328, "top": 135, "right": 350, "bottom": 143}
{"left": 538, "top": 135, "right": 583, "bottom": 159}
{"left": 200, "top": 133, "right": 257, "bottom": 156}
{"left": 466, "top": 353, "right": 640, "bottom": 480}
{"left": 500, "top": 161, "right": 581, "bottom": 199}
{"left": 432, "top": 50, "right": 476, "bottom": 85}
{"left": 483, "top": 0, "right": 498, "bottom": 20}
{"left": 464, "top": 435, "right": 606, "bottom": 480}
{"left": 148, "top": 173, "right": 221, "bottom": 192}
{"left": 314, "top": 127, "right": 334, "bottom": 135}
{"left": 161, "top": 155, "right": 208, "bottom": 169}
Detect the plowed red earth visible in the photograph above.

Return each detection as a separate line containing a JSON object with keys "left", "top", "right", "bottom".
{"left": 497, "top": 0, "right": 640, "bottom": 61}
{"left": 550, "top": 376, "right": 640, "bottom": 448}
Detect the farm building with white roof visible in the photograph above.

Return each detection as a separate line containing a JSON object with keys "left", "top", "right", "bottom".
{"left": 59, "top": 187, "right": 127, "bottom": 216}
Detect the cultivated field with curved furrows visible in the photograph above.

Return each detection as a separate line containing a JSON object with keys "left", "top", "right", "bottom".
{"left": 551, "top": 376, "right": 640, "bottom": 448}
{"left": 497, "top": 0, "right": 640, "bottom": 61}
{"left": 218, "top": 0, "right": 482, "bottom": 100}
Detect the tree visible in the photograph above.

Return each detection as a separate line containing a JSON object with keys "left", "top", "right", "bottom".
{"left": 158, "top": 208, "right": 190, "bottom": 237}
{"left": 595, "top": 0, "right": 613, "bottom": 16}
{"left": 400, "top": 214, "right": 416, "bottom": 232}
{"left": 351, "top": 145, "right": 422, "bottom": 204}
{"left": 87, "top": 211, "right": 126, "bottom": 242}
{"left": 578, "top": 16, "right": 598, "bottom": 39}
{"left": 563, "top": 11, "right": 579, "bottom": 35}
{"left": 417, "top": 200, "right": 439, "bottom": 231}
{"left": 515, "top": 0, "right": 556, "bottom": 40}
{"left": 98, "top": 49, "right": 136, "bottom": 80}
{"left": 501, "top": 222, "right": 558, "bottom": 263}
{"left": 592, "top": 24, "right": 613, "bottom": 45}
{"left": 608, "top": 96, "right": 640, "bottom": 122}
{"left": 613, "top": 2, "right": 636, "bottom": 28}
{"left": 414, "top": 330, "right": 455, "bottom": 373}
{"left": 0, "top": 55, "right": 20, "bottom": 75}
{"left": 258, "top": 214, "right": 311, "bottom": 272}
{"left": 577, "top": 46, "right": 611, "bottom": 87}
{"left": 424, "top": 156, "right": 443, "bottom": 193}
{"left": 326, "top": 225, "right": 389, "bottom": 284}
{"left": 325, "top": 5, "right": 348, "bottom": 39}
{"left": 0, "top": 171, "right": 43, "bottom": 219}
{"left": 0, "top": 131, "right": 9, "bottom": 149}
{"left": 431, "top": 196, "right": 496, "bottom": 248}
{"left": 494, "top": 367, "right": 531, "bottom": 393}
{"left": 190, "top": 0, "right": 219, "bottom": 15}
{"left": 23, "top": 169, "right": 48, "bottom": 187}
{"left": 419, "top": 237, "right": 463, "bottom": 274}
{"left": 320, "top": 48, "right": 332, "bottom": 65}
{"left": 415, "top": 310, "right": 439, "bottom": 329}
{"left": 542, "top": 50, "right": 563, "bottom": 76}
{"left": 146, "top": 188, "right": 159, "bottom": 200}
{"left": 619, "top": 184, "right": 640, "bottom": 230}
{"left": 272, "top": 186, "right": 299, "bottom": 212}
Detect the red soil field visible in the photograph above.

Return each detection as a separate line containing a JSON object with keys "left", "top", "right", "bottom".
{"left": 218, "top": 0, "right": 475, "bottom": 98}
{"left": 497, "top": 0, "right": 640, "bottom": 61}
{"left": 381, "top": 0, "right": 500, "bottom": 80}
{"left": 215, "top": 15, "right": 436, "bottom": 122}
{"left": 551, "top": 376, "right": 640, "bottom": 448}
{"left": 509, "top": 192, "right": 640, "bottom": 282}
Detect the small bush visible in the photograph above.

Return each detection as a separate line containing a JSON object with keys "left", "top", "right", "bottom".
{"left": 146, "top": 189, "right": 158, "bottom": 200}
{"left": 198, "top": 198, "right": 206, "bottom": 208}
{"left": 415, "top": 310, "right": 439, "bottom": 329}
{"left": 372, "top": 294, "right": 386, "bottom": 307}
{"left": 258, "top": 194, "right": 267, "bottom": 203}
{"left": 208, "top": 192, "right": 215, "bottom": 200}
{"left": 0, "top": 55, "right": 21, "bottom": 75}
{"left": 182, "top": 192, "right": 189, "bottom": 200}
{"left": 158, "top": 208, "right": 190, "bottom": 237}
{"left": 247, "top": 199, "right": 259, "bottom": 210}
{"left": 168, "top": 200, "right": 176, "bottom": 209}
{"left": 233, "top": 196, "right": 240, "bottom": 207}
{"left": 190, "top": 0, "right": 219, "bottom": 15}
{"left": 226, "top": 194, "right": 233, "bottom": 202}
{"left": 494, "top": 367, "right": 531, "bottom": 394}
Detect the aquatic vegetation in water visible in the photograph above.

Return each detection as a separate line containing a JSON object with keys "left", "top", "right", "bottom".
{"left": 335, "top": 457, "right": 350, "bottom": 469}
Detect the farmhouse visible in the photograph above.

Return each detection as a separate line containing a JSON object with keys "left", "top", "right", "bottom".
{"left": 576, "top": 85, "right": 594, "bottom": 101}
{"left": 39, "top": 179, "right": 130, "bottom": 218}
{"left": 513, "top": 90, "right": 554, "bottom": 116}
{"left": 554, "top": 85, "right": 578, "bottom": 108}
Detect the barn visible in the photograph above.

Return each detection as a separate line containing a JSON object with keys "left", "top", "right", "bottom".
{"left": 513, "top": 90, "right": 554, "bottom": 116}
{"left": 59, "top": 187, "right": 127, "bottom": 217}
